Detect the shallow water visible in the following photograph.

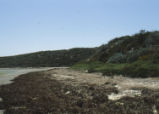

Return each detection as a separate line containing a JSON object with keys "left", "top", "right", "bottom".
{"left": 0, "top": 68, "right": 53, "bottom": 85}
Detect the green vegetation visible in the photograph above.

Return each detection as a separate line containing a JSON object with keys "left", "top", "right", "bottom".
{"left": 0, "top": 48, "right": 96, "bottom": 67}
{"left": 72, "top": 60, "right": 159, "bottom": 77}
{"left": 72, "top": 30, "right": 159, "bottom": 77}
{"left": 0, "top": 30, "right": 159, "bottom": 77}
{"left": 90, "top": 30, "right": 159, "bottom": 63}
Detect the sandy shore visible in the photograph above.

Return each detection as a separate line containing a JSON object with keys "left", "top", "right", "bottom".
{"left": 0, "top": 68, "right": 159, "bottom": 114}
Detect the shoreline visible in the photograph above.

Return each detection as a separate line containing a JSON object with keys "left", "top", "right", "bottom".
{"left": 0, "top": 68, "right": 159, "bottom": 114}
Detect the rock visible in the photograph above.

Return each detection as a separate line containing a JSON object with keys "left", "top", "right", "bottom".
{"left": 65, "top": 91, "right": 71, "bottom": 95}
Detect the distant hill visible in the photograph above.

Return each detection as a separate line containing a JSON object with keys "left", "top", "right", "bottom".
{"left": 1, "top": 30, "right": 159, "bottom": 77}
{"left": 0, "top": 48, "right": 96, "bottom": 67}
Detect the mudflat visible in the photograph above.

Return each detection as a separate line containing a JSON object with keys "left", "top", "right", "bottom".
{"left": 0, "top": 68, "right": 159, "bottom": 114}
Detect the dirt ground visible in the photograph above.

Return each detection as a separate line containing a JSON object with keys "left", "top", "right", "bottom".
{"left": 0, "top": 68, "right": 159, "bottom": 114}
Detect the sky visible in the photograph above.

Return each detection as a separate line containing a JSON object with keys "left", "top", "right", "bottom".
{"left": 0, "top": 0, "right": 159, "bottom": 56}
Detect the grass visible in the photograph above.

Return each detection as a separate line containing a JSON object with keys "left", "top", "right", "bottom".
{"left": 71, "top": 60, "right": 159, "bottom": 78}
{"left": 121, "top": 60, "right": 159, "bottom": 77}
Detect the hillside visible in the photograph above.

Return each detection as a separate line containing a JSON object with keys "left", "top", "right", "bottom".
{"left": 72, "top": 31, "right": 159, "bottom": 77}
{"left": 90, "top": 30, "right": 159, "bottom": 63}
{"left": 0, "top": 48, "right": 96, "bottom": 67}
{"left": 0, "top": 31, "right": 159, "bottom": 77}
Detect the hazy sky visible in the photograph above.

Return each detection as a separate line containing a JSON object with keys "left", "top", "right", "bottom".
{"left": 0, "top": 0, "right": 159, "bottom": 56}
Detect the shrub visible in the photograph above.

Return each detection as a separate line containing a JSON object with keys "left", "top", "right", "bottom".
{"left": 88, "top": 67, "right": 96, "bottom": 73}
{"left": 144, "top": 31, "right": 159, "bottom": 46}
{"left": 72, "top": 60, "right": 159, "bottom": 78}
{"left": 102, "top": 69, "right": 121, "bottom": 76}
{"left": 122, "top": 61, "right": 159, "bottom": 78}
{"left": 138, "top": 55, "right": 150, "bottom": 61}
{"left": 126, "top": 48, "right": 148, "bottom": 63}
{"left": 107, "top": 53, "right": 126, "bottom": 63}
{"left": 151, "top": 53, "right": 159, "bottom": 64}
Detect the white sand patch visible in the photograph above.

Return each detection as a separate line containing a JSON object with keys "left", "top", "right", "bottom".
{"left": 49, "top": 69, "right": 159, "bottom": 90}
{"left": 108, "top": 89, "right": 141, "bottom": 101}
{"left": 48, "top": 68, "right": 159, "bottom": 100}
{"left": 53, "top": 74, "right": 75, "bottom": 80}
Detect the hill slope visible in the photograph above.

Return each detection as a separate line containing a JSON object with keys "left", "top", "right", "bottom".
{"left": 0, "top": 31, "right": 159, "bottom": 77}
{"left": 72, "top": 31, "right": 159, "bottom": 77}
{"left": 0, "top": 48, "right": 96, "bottom": 67}
{"left": 90, "top": 30, "right": 159, "bottom": 63}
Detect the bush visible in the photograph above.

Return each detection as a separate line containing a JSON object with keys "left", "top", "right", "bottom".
{"left": 152, "top": 53, "right": 159, "bottom": 64}
{"left": 144, "top": 31, "right": 159, "bottom": 47}
{"left": 107, "top": 53, "right": 126, "bottom": 63}
{"left": 88, "top": 67, "right": 96, "bottom": 73}
{"left": 126, "top": 48, "right": 148, "bottom": 63}
{"left": 122, "top": 61, "right": 159, "bottom": 78}
{"left": 102, "top": 69, "right": 122, "bottom": 76}
{"left": 72, "top": 60, "right": 159, "bottom": 78}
